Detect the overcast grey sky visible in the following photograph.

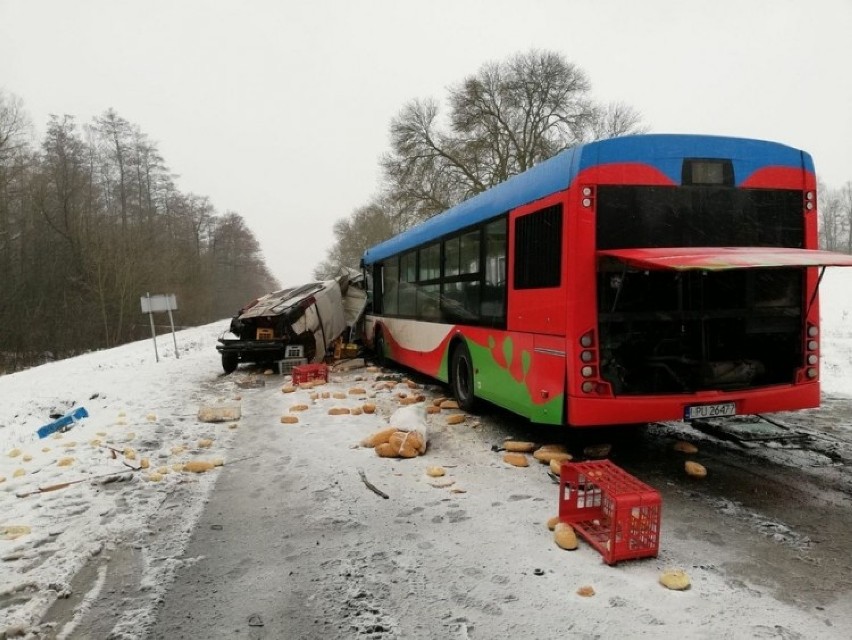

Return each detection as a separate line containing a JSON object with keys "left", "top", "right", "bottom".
{"left": 2, "top": 0, "right": 851, "bottom": 288}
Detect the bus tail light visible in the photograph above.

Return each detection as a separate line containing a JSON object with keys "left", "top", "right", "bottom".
{"left": 804, "top": 322, "right": 819, "bottom": 379}
{"left": 578, "top": 331, "right": 601, "bottom": 393}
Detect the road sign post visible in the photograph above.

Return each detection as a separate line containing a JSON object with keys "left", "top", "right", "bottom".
{"left": 141, "top": 293, "right": 179, "bottom": 362}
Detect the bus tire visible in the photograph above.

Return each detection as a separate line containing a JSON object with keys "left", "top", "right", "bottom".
{"left": 221, "top": 353, "right": 239, "bottom": 374}
{"left": 373, "top": 331, "right": 387, "bottom": 367}
{"left": 451, "top": 341, "right": 477, "bottom": 411}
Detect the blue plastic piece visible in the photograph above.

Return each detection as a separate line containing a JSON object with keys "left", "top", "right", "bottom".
{"left": 37, "top": 406, "right": 89, "bottom": 439}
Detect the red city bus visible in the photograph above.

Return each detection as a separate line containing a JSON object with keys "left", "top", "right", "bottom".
{"left": 361, "top": 134, "right": 852, "bottom": 427}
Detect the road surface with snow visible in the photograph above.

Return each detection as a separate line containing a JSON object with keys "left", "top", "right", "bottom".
{"left": 1, "top": 268, "right": 851, "bottom": 639}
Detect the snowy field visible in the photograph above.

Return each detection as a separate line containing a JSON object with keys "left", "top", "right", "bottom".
{"left": 1, "top": 268, "right": 851, "bottom": 638}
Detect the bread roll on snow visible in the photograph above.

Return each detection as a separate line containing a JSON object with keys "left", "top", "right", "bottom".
{"left": 554, "top": 523, "right": 579, "bottom": 550}
{"left": 504, "top": 441, "right": 536, "bottom": 453}
{"left": 503, "top": 452, "right": 529, "bottom": 467}
{"left": 685, "top": 461, "right": 707, "bottom": 478}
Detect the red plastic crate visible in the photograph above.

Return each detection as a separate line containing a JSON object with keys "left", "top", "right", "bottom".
{"left": 291, "top": 363, "right": 329, "bottom": 384}
{"left": 557, "top": 460, "right": 661, "bottom": 565}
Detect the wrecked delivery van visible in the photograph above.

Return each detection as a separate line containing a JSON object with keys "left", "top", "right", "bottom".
{"left": 216, "top": 272, "right": 367, "bottom": 373}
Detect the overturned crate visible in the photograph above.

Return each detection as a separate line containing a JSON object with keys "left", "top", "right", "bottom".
{"left": 292, "top": 363, "right": 329, "bottom": 385}
{"left": 557, "top": 460, "right": 661, "bottom": 565}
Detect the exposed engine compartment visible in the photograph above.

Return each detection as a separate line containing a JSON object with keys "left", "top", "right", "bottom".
{"left": 596, "top": 265, "right": 803, "bottom": 395}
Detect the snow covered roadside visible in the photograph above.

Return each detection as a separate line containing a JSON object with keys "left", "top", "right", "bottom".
{"left": 0, "top": 267, "right": 850, "bottom": 638}
{"left": 817, "top": 268, "right": 852, "bottom": 397}
{"left": 0, "top": 324, "right": 236, "bottom": 634}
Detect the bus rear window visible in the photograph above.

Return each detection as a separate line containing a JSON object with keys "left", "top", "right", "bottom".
{"left": 596, "top": 186, "right": 803, "bottom": 250}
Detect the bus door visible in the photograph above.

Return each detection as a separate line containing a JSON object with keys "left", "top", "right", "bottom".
{"left": 507, "top": 194, "right": 570, "bottom": 423}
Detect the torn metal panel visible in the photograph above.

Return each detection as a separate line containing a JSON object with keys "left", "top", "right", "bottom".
{"left": 690, "top": 415, "right": 810, "bottom": 445}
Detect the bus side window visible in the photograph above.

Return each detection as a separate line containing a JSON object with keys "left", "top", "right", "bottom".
{"left": 383, "top": 259, "right": 399, "bottom": 316}
{"left": 514, "top": 204, "right": 563, "bottom": 289}
{"left": 482, "top": 218, "right": 507, "bottom": 325}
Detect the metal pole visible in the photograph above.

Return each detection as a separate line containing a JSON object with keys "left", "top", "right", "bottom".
{"left": 147, "top": 292, "right": 159, "bottom": 363}
{"left": 167, "top": 305, "right": 179, "bottom": 359}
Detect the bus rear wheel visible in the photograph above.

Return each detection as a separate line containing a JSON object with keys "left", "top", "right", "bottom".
{"left": 373, "top": 331, "right": 387, "bottom": 367}
{"left": 451, "top": 342, "right": 477, "bottom": 411}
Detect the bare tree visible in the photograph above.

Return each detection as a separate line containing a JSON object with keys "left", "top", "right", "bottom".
{"left": 314, "top": 200, "right": 397, "bottom": 279}
{"left": 840, "top": 181, "right": 852, "bottom": 254}
{"left": 818, "top": 181, "right": 843, "bottom": 251}
{"left": 380, "top": 50, "right": 647, "bottom": 228}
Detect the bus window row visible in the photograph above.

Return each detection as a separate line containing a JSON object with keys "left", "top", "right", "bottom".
{"left": 377, "top": 218, "right": 508, "bottom": 327}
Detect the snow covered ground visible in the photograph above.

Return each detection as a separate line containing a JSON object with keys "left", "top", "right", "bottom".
{"left": 1, "top": 268, "right": 851, "bottom": 638}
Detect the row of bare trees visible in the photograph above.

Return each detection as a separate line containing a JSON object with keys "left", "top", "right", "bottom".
{"left": 314, "top": 50, "right": 647, "bottom": 276}
{"left": 315, "top": 49, "right": 852, "bottom": 277}
{"left": 819, "top": 181, "right": 852, "bottom": 253}
{"left": 0, "top": 93, "right": 277, "bottom": 372}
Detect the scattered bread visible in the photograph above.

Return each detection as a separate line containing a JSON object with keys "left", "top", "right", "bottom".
{"left": 554, "top": 523, "right": 579, "bottom": 550}
{"left": 183, "top": 460, "right": 216, "bottom": 473}
{"left": 426, "top": 405, "right": 441, "bottom": 414}
{"left": 198, "top": 439, "right": 214, "bottom": 448}
{"left": 446, "top": 414, "right": 466, "bottom": 425}
{"left": 546, "top": 515, "right": 561, "bottom": 531}
{"left": 362, "top": 403, "right": 376, "bottom": 414}
{"left": 659, "top": 569, "right": 691, "bottom": 590}
{"left": 280, "top": 415, "right": 299, "bottom": 424}
{"left": 289, "top": 404, "right": 309, "bottom": 412}
{"left": 388, "top": 431, "right": 421, "bottom": 458}
{"left": 2, "top": 525, "right": 32, "bottom": 540}
{"left": 673, "top": 441, "right": 699, "bottom": 454}
{"left": 349, "top": 387, "right": 367, "bottom": 395}
{"left": 7, "top": 448, "right": 21, "bottom": 458}
{"left": 145, "top": 472, "right": 164, "bottom": 482}
{"left": 57, "top": 457, "right": 75, "bottom": 467}
{"left": 350, "top": 406, "right": 363, "bottom": 416}
{"left": 440, "top": 399, "right": 459, "bottom": 410}
{"left": 333, "top": 392, "right": 347, "bottom": 399}
{"left": 533, "top": 447, "right": 572, "bottom": 464}
{"left": 550, "top": 458, "right": 569, "bottom": 476}
{"left": 503, "top": 452, "right": 529, "bottom": 467}
{"left": 577, "top": 585, "right": 595, "bottom": 597}
{"left": 504, "top": 441, "right": 536, "bottom": 453}
{"left": 328, "top": 407, "right": 351, "bottom": 415}
{"left": 685, "top": 461, "right": 707, "bottom": 478}
{"left": 281, "top": 385, "right": 296, "bottom": 393}
{"left": 426, "top": 466, "right": 446, "bottom": 477}
{"left": 123, "top": 447, "right": 137, "bottom": 460}
{"left": 361, "top": 427, "right": 397, "bottom": 448}
{"left": 375, "top": 442, "right": 399, "bottom": 458}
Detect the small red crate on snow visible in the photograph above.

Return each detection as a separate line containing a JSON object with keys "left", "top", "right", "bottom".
{"left": 291, "top": 363, "right": 329, "bottom": 385}
{"left": 557, "top": 459, "right": 661, "bottom": 565}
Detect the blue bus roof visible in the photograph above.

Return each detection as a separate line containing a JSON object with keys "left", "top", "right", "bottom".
{"left": 362, "top": 134, "right": 813, "bottom": 265}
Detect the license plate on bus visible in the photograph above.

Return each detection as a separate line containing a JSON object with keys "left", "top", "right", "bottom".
{"left": 684, "top": 402, "right": 736, "bottom": 420}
